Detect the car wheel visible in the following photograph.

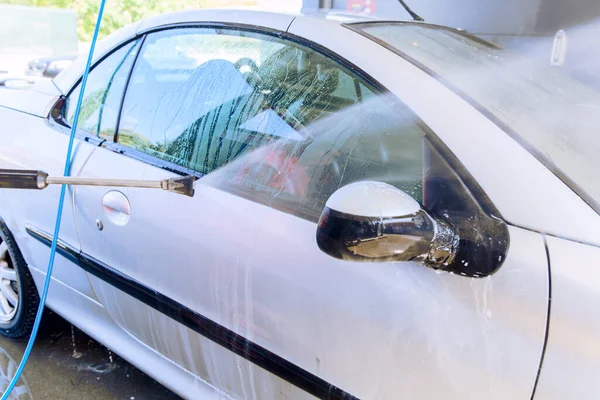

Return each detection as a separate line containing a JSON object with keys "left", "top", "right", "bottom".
{"left": 0, "top": 223, "right": 39, "bottom": 339}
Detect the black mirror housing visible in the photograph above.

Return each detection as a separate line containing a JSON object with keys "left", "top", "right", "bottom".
{"left": 316, "top": 181, "right": 459, "bottom": 268}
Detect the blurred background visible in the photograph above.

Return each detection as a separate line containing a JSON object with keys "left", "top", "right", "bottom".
{"left": 1, "top": 0, "right": 599, "bottom": 87}
{"left": 0, "top": 0, "right": 302, "bottom": 77}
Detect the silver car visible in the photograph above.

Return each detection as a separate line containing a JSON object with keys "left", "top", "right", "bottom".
{"left": 0, "top": 9, "right": 598, "bottom": 400}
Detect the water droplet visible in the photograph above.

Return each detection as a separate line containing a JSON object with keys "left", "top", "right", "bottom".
{"left": 71, "top": 325, "right": 82, "bottom": 359}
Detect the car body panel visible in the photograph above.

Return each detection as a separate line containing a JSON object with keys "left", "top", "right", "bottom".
{"left": 84, "top": 275, "right": 317, "bottom": 400}
{"left": 73, "top": 148, "right": 318, "bottom": 399}
{"left": 535, "top": 236, "right": 600, "bottom": 400}
{"left": 0, "top": 78, "right": 60, "bottom": 117}
{"left": 26, "top": 265, "right": 221, "bottom": 400}
{"left": 70, "top": 135, "right": 549, "bottom": 399}
{"left": 137, "top": 8, "right": 296, "bottom": 34}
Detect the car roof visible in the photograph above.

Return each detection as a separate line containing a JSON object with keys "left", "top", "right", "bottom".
{"left": 304, "top": 10, "right": 384, "bottom": 23}
{"left": 135, "top": 8, "right": 388, "bottom": 34}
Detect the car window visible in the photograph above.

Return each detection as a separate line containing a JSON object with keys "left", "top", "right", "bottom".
{"left": 65, "top": 40, "right": 140, "bottom": 141}
{"left": 118, "top": 28, "right": 426, "bottom": 220}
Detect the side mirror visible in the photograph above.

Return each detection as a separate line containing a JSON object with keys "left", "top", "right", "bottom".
{"left": 316, "top": 181, "right": 459, "bottom": 269}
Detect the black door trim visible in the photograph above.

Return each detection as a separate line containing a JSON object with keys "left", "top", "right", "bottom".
{"left": 25, "top": 225, "right": 358, "bottom": 400}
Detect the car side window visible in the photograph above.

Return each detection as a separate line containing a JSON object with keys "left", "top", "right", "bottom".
{"left": 118, "top": 28, "right": 425, "bottom": 220}
{"left": 65, "top": 40, "right": 140, "bottom": 141}
{"left": 118, "top": 28, "right": 287, "bottom": 167}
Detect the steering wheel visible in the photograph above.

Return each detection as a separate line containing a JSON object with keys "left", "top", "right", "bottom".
{"left": 234, "top": 57, "right": 262, "bottom": 88}
{"left": 234, "top": 57, "right": 258, "bottom": 73}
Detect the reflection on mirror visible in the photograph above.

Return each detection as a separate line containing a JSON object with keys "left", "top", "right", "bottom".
{"left": 316, "top": 181, "right": 459, "bottom": 268}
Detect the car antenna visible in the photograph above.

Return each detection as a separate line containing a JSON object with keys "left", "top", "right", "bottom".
{"left": 397, "top": 0, "right": 424, "bottom": 22}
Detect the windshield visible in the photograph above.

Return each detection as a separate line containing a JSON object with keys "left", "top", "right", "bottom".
{"left": 354, "top": 22, "right": 600, "bottom": 213}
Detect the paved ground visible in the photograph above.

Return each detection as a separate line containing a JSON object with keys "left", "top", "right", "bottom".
{"left": 0, "top": 311, "right": 181, "bottom": 400}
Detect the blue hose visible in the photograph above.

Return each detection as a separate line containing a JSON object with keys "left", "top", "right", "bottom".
{"left": 1, "top": 1, "right": 106, "bottom": 397}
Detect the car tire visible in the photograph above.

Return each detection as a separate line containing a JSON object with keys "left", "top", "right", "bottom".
{"left": 0, "top": 221, "right": 39, "bottom": 339}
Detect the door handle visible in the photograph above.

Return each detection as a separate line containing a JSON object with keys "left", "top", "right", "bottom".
{"left": 101, "top": 191, "right": 131, "bottom": 226}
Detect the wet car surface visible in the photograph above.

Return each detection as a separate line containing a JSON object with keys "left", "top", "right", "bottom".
{"left": 0, "top": 311, "right": 180, "bottom": 400}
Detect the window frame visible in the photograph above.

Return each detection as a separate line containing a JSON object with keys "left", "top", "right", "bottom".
{"left": 52, "top": 38, "right": 143, "bottom": 146}
{"left": 53, "top": 21, "right": 502, "bottom": 220}
{"left": 110, "top": 24, "right": 379, "bottom": 180}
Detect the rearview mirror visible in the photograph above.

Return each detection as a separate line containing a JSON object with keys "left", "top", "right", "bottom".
{"left": 316, "top": 181, "right": 459, "bottom": 269}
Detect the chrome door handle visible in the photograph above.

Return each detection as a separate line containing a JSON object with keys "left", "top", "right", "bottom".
{"left": 101, "top": 191, "right": 131, "bottom": 226}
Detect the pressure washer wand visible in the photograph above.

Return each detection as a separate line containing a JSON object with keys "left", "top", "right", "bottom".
{"left": 0, "top": 169, "right": 195, "bottom": 197}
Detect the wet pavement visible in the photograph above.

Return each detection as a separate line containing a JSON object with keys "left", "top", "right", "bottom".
{"left": 0, "top": 310, "right": 181, "bottom": 400}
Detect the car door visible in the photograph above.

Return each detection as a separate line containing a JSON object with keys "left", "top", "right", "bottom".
{"left": 73, "top": 26, "right": 549, "bottom": 400}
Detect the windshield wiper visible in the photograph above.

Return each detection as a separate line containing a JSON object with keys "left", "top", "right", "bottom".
{"left": 397, "top": 0, "right": 424, "bottom": 21}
